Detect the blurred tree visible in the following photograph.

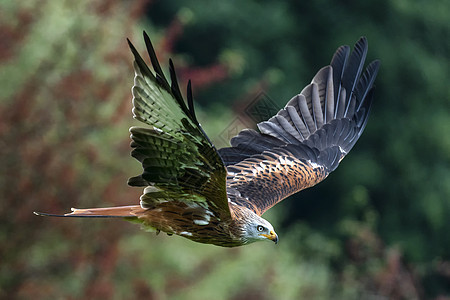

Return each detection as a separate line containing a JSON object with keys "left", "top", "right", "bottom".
{"left": 146, "top": 0, "right": 450, "bottom": 297}
{"left": 0, "top": 0, "right": 149, "bottom": 298}
{"left": 1, "top": 0, "right": 449, "bottom": 299}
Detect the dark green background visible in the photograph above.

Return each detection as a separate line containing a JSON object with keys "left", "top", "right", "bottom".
{"left": 1, "top": 0, "right": 449, "bottom": 299}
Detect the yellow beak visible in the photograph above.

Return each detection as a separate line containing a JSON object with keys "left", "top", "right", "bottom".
{"left": 260, "top": 230, "right": 278, "bottom": 244}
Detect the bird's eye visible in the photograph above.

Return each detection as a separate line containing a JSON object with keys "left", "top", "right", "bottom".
{"left": 257, "top": 225, "right": 264, "bottom": 232}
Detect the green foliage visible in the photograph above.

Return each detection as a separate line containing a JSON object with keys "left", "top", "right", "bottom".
{"left": 1, "top": 0, "right": 449, "bottom": 299}
{"left": 147, "top": 0, "right": 450, "bottom": 296}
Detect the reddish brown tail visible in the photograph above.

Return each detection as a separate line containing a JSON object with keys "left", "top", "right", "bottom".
{"left": 34, "top": 205, "right": 145, "bottom": 218}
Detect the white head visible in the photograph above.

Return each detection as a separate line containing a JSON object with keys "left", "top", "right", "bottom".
{"left": 241, "top": 212, "right": 278, "bottom": 245}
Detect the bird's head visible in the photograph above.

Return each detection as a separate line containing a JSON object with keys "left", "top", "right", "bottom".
{"left": 241, "top": 213, "right": 278, "bottom": 245}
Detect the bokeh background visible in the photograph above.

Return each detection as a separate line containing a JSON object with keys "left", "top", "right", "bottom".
{"left": 1, "top": 0, "right": 449, "bottom": 299}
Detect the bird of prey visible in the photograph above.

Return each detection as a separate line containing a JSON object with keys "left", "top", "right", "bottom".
{"left": 35, "top": 32, "right": 380, "bottom": 247}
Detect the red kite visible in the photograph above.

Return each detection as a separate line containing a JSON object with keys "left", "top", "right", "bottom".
{"left": 35, "top": 32, "right": 379, "bottom": 247}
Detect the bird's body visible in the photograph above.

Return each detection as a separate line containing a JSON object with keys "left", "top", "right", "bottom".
{"left": 35, "top": 32, "right": 380, "bottom": 247}
{"left": 67, "top": 201, "right": 270, "bottom": 247}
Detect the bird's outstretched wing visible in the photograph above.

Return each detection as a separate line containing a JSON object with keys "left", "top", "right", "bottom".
{"left": 219, "top": 37, "right": 380, "bottom": 216}
{"left": 127, "top": 32, "right": 230, "bottom": 219}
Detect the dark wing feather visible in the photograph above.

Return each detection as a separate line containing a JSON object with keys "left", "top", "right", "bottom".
{"left": 330, "top": 45, "right": 350, "bottom": 121}
{"left": 342, "top": 37, "right": 368, "bottom": 117}
{"left": 128, "top": 32, "right": 230, "bottom": 219}
{"left": 219, "top": 37, "right": 380, "bottom": 216}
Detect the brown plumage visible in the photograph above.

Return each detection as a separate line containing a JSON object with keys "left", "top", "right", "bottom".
{"left": 35, "top": 32, "right": 380, "bottom": 247}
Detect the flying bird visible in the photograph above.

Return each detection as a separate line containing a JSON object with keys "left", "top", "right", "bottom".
{"left": 35, "top": 32, "right": 380, "bottom": 247}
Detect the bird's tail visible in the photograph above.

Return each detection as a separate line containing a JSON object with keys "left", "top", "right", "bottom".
{"left": 34, "top": 205, "right": 145, "bottom": 218}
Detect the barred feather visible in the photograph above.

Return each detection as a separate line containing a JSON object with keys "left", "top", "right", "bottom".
{"left": 220, "top": 37, "right": 379, "bottom": 215}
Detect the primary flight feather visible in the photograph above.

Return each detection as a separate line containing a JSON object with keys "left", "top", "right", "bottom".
{"left": 35, "top": 32, "right": 380, "bottom": 247}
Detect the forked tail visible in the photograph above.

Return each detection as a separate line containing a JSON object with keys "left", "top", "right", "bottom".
{"left": 34, "top": 205, "right": 145, "bottom": 218}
